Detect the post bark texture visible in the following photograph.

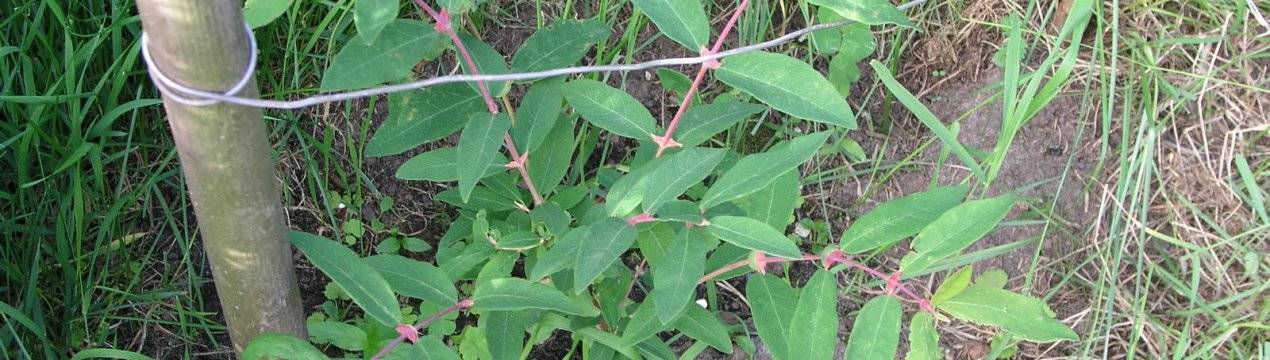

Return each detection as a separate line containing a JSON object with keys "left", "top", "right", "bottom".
{"left": 134, "top": 0, "right": 306, "bottom": 352}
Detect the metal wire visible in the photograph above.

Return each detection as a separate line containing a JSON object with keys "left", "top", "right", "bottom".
{"left": 141, "top": 20, "right": 258, "bottom": 106}
{"left": 140, "top": 0, "right": 926, "bottom": 109}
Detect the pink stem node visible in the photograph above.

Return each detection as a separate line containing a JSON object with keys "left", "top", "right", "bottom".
{"left": 433, "top": 9, "right": 452, "bottom": 33}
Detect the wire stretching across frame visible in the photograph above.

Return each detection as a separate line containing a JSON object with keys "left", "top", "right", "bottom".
{"left": 139, "top": 0, "right": 926, "bottom": 109}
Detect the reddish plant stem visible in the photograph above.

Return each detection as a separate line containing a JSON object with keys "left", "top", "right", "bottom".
{"left": 698, "top": 252, "right": 933, "bottom": 312}
{"left": 414, "top": 0, "right": 544, "bottom": 205}
{"left": 654, "top": 0, "right": 753, "bottom": 157}
{"left": 370, "top": 298, "right": 474, "bottom": 360}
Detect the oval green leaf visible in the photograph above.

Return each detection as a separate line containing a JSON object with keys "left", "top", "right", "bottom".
{"left": 905, "top": 312, "right": 943, "bottom": 360}
{"left": 563, "top": 79, "right": 658, "bottom": 140}
{"left": 242, "top": 333, "right": 329, "bottom": 360}
{"left": 807, "top": 0, "right": 915, "bottom": 27}
{"left": 457, "top": 113, "right": 513, "bottom": 203}
{"left": 290, "top": 232, "right": 401, "bottom": 328}
{"left": 637, "top": 147, "right": 725, "bottom": 213}
{"left": 512, "top": 19, "right": 611, "bottom": 72}
{"left": 674, "top": 101, "right": 767, "bottom": 148}
{"left": 511, "top": 77, "right": 564, "bottom": 153}
{"left": 673, "top": 305, "right": 733, "bottom": 354}
{"left": 368, "top": 84, "right": 487, "bottom": 157}
{"left": 630, "top": 0, "right": 710, "bottom": 50}
{"left": 746, "top": 274, "right": 796, "bottom": 360}
{"left": 364, "top": 254, "right": 458, "bottom": 306}
{"left": 788, "top": 270, "right": 839, "bottom": 360}
{"left": 701, "top": 132, "right": 830, "bottom": 208}
{"left": 321, "top": 20, "right": 443, "bottom": 91}
{"left": 573, "top": 218, "right": 638, "bottom": 293}
{"left": 840, "top": 185, "right": 968, "bottom": 253}
{"left": 716, "top": 52, "right": 856, "bottom": 128}
{"left": 936, "top": 284, "right": 1078, "bottom": 342}
{"left": 473, "top": 277, "right": 601, "bottom": 316}
{"left": 354, "top": 0, "right": 397, "bottom": 44}
{"left": 899, "top": 195, "right": 1015, "bottom": 274}
{"left": 707, "top": 216, "right": 802, "bottom": 259}
{"left": 844, "top": 295, "right": 901, "bottom": 360}
{"left": 650, "top": 228, "right": 710, "bottom": 324}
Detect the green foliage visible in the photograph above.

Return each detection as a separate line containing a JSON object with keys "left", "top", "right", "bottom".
{"left": 630, "top": 0, "right": 711, "bottom": 51}
{"left": 844, "top": 295, "right": 901, "bottom": 360}
{"left": 716, "top": 52, "right": 857, "bottom": 128}
{"left": 320, "top": 20, "right": 444, "bottom": 91}
{"left": 246, "top": 1, "right": 1076, "bottom": 357}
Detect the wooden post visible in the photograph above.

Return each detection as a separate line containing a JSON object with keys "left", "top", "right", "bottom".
{"left": 134, "top": 0, "right": 306, "bottom": 352}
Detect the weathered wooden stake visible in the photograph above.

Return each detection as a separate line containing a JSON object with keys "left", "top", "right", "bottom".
{"left": 134, "top": 0, "right": 306, "bottom": 352}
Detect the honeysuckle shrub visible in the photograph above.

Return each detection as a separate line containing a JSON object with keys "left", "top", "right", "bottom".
{"left": 243, "top": 0, "right": 1076, "bottom": 358}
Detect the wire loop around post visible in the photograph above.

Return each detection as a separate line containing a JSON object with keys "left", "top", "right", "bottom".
{"left": 140, "top": 20, "right": 258, "bottom": 106}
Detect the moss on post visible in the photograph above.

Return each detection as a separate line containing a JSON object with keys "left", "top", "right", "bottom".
{"left": 134, "top": 0, "right": 306, "bottom": 353}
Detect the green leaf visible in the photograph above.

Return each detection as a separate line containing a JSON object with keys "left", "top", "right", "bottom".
{"left": 528, "top": 225, "right": 588, "bottom": 281}
{"left": 735, "top": 171, "right": 800, "bottom": 231}
{"left": 308, "top": 321, "right": 366, "bottom": 351}
{"left": 673, "top": 101, "right": 767, "bottom": 148}
{"left": 656, "top": 68, "right": 692, "bottom": 94}
{"left": 637, "top": 147, "right": 725, "bottom": 213}
{"left": 456, "top": 33, "right": 511, "bottom": 97}
{"left": 630, "top": 0, "right": 710, "bottom": 50}
{"left": 976, "top": 268, "right": 1010, "bottom": 289}
{"left": 787, "top": 270, "right": 839, "bottom": 360}
{"left": 622, "top": 300, "right": 671, "bottom": 346}
{"left": 702, "top": 132, "right": 830, "bottom": 208}
{"left": 870, "top": 60, "right": 987, "bottom": 182}
{"left": 651, "top": 228, "right": 710, "bottom": 324}
{"left": 606, "top": 156, "right": 669, "bottom": 216}
{"left": 396, "top": 147, "right": 505, "bottom": 182}
{"left": 382, "top": 336, "right": 460, "bottom": 360}
{"left": 635, "top": 223, "right": 677, "bottom": 268}
{"left": 436, "top": 187, "right": 517, "bottom": 212}
{"left": 244, "top": 0, "right": 293, "bottom": 29}
{"left": 69, "top": 349, "right": 154, "bottom": 360}
{"left": 473, "top": 277, "right": 600, "bottom": 316}
{"left": 827, "top": 54, "right": 860, "bottom": 97}
{"left": 436, "top": 0, "right": 473, "bottom": 13}
{"left": 905, "top": 312, "right": 942, "bottom": 360}
{"left": 290, "top": 232, "right": 400, "bottom": 327}
{"left": 746, "top": 274, "right": 796, "bottom": 360}
{"left": 354, "top": 0, "right": 397, "bottom": 44}
{"left": 716, "top": 52, "right": 856, "bottom": 128}
{"left": 321, "top": 20, "right": 443, "bottom": 91}
{"left": 573, "top": 218, "right": 637, "bottom": 293}
{"left": 527, "top": 115, "right": 576, "bottom": 195}
{"left": 674, "top": 305, "right": 733, "bottom": 353}
{"left": 930, "top": 266, "right": 972, "bottom": 306}
{"left": 512, "top": 19, "right": 611, "bottom": 72}
{"left": 242, "top": 333, "right": 329, "bottom": 360}
{"left": 563, "top": 79, "right": 658, "bottom": 139}
{"left": 838, "top": 23, "right": 877, "bottom": 60}
{"left": 482, "top": 311, "right": 531, "bottom": 360}
{"left": 840, "top": 185, "right": 968, "bottom": 253}
{"left": 807, "top": 0, "right": 915, "bottom": 27}
{"left": 368, "top": 84, "right": 486, "bottom": 157}
{"left": 492, "top": 230, "right": 543, "bottom": 251}
{"left": 511, "top": 77, "right": 564, "bottom": 153}
{"left": 364, "top": 254, "right": 458, "bottom": 306}
{"left": 457, "top": 113, "right": 513, "bottom": 203}
{"left": 936, "top": 284, "right": 1077, "bottom": 342}
{"left": 809, "top": 7, "right": 846, "bottom": 54}
{"left": 844, "top": 295, "right": 901, "bottom": 360}
{"left": 707, "top": 216, "right": 801, "bottom": 259}
{"left": 899, "top": 195, "right": 1014, "bottom": 274}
